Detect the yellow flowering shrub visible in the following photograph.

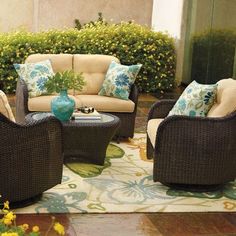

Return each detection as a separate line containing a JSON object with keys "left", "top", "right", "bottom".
{"left": 0, "top": 22, "right": 176, "bottom": 93}
{"left": 0, "top": 201, "right": 65, "bottom": 235}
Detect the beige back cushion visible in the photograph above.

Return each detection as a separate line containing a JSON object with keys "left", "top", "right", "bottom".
{"left": 207, "top": 78, "right": 236, "bottom": 117}
{"left": 0, "top": 90, "right": 15, "bottom": 122}
{"left": 25, "top": 54, "right": 73, "bottom": 72}
{"left": 73, "top": 54, "right": 120, "bottom": 95}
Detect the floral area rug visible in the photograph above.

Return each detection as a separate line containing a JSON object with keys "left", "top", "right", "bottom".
{"left": 15, "top": 133, "right": 236, "bottom": 213}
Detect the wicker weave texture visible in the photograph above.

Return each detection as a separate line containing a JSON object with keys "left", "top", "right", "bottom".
{"left": 147, "top": 99, "right": 236, "bottom": 187}
{"left": 26, "top": 113, "right": 120, "bottom": 165}
{"left": 0, "top": 114, "right": 63, "bottom": 204}
{"left": 63, "top": 114, "right": 120, "bottom": 165}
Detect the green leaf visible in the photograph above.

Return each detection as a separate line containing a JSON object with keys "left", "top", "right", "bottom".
{"left": 195, "top": 101, "right": 203, "bottom": 109}
{"left": 106, "top": 143, "right": 125, "bottom": 159}
{"left": 44, "top": 70, "right": 86, "bottom": 94}
{"left": 223, "top": 182, "right": 236, "bottom": 200}
{"left": 87, "top": 203, "right": 106, "bottom": 211}
{"left": 65, "top": 144, "right": 124, "bottom": 177}
{"left": 167, "top": 189, "right": 223, "bottom": 199}
{"left": 65, "top": 159, "right": 111, "bottom": 178}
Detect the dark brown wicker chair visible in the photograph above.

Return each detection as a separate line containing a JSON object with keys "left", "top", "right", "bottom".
{"left": 147, "top": 99, "right": 236, "bottom": 191}
{"left": 16, "top": 79, "right": 138, "bottom": 139}
{"left": 0, "top": 113, "right": 63, "bottom": 207}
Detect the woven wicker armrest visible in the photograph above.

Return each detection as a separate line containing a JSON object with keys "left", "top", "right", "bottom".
{"left": 156, "top": 112, "right": 236, "bottom": 148}
{"left": 153, "top": 112, "right": 236, "bottom": 184}
{"left": 129, "top": 84, "right": 139, "bottom": 104}
{"left": 0, "top": 113, "right": 62, "bottom": 144}
{"left": 148, "top": 99, "right": 176, "bottom": 120}
{"left": 24, "top": 113, "right": 61, "bottom": 126}
{"left": 16, "top": 78, "right": 29, "bottom": 122}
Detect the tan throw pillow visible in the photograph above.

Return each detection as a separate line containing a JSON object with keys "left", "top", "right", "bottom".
{"left": 207, "top": 78, "right": 236, "bottom": 117}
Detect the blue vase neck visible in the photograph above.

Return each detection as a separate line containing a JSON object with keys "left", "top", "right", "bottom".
{"left": 60, "top": 89, "right": 68, "bottom": 97}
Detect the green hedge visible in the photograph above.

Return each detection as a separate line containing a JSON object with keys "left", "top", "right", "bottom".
{"left": 0, "top": 22, "right": 176, "bottom": 93}
{"left": 191, "top": 29, "right": 236, "bottom": 84}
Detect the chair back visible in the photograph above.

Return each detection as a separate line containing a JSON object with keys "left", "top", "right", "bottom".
{"left": 208, "top": 78, "right": 236, "bottom": 117}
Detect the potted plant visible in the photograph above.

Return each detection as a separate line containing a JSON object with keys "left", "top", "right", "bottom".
{"left": 44, "top": 70, "right": 85, "bottom": 121}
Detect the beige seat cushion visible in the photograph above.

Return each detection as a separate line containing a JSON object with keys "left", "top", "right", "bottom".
{"left": 26, "top": 54, "right": 73, "bottom": 73}
{"left": 0, "top": 91, "right": 15, "bottom": 122}
{"left": 28, "top": 95, "right": 81, "bottom": 112}
{"left": 207, "top": 78, "right": 236, "bottom": 117}
{"left": 75, "top": 95, "right": 135, "bottom": 113}
{"left": 73, "top": 54, "right": 120, "bottom": 95}
{"left": 147, "top": 119, "right": 164, "bottom": 147}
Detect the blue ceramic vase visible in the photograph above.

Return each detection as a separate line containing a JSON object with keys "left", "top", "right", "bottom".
{"left": 51, "top": 89, "right": 75, "bottom": 121}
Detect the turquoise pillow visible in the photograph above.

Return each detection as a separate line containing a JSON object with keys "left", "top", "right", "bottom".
{"left": 98, "top": 61, "right": 142, "bottom": 100}
{"left": 14, "top": 60, "right": 54, "bottom": 98}
{"left": 168, "top": 80, "right": 217, "bottom": 117}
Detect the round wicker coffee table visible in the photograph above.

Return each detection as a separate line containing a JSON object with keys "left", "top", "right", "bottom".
{"left": 26, "top": 113, "right": 120, "bottom": 165}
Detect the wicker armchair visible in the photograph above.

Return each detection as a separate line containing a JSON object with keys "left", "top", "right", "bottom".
{"left": 147, "top": 99, "right": 236, "bottom": 191}
{"left": 0, "top": 113, "right": 63, "bottom": 207}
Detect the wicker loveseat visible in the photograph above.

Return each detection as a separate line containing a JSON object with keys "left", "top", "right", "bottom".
{"left": 147, "top": 78, "right": 236, "bottom": 191}
{"left": 0, "top": 90, "right": 63, "bottom": 207}
{"left": 16, "top": 54, "right": 138, "bottom": 139}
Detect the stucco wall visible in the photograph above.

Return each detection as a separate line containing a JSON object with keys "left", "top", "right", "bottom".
{"left": 37, "top": 0, "right": 153, "bottom": 31}
{"left": 0, "top": 0, "right": 153, "bottom": 32}
{"left": 0, "top": 0, "right": 34, "bottom": 32}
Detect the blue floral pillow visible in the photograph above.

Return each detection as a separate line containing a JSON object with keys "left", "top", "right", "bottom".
{"left": 14, "top": 60, "right": 54, "bottom": 98}
{"left": 98, "top": 61, "right": 142, "bottom": 100}
{"left": 168, "top": 80, "right": 217, "bottom": 117}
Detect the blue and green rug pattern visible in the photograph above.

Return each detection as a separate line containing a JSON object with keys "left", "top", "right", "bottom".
{"left": 15, "top": 133, "right": 236, "bottom": 213}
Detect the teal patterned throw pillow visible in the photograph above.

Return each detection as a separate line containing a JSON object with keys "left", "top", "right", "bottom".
{"left": 14, "top": 60, "right": 54, "bottom": 98}
{"left": 98, "top": 61, "right": 142, "bottom": 100}
{"left": 168, "top": 80, "right": 217, "bottom": 117}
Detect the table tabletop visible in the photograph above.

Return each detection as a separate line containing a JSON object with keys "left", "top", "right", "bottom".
{"left": 28, "top": 112, "right": 117, "bottom": 124}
